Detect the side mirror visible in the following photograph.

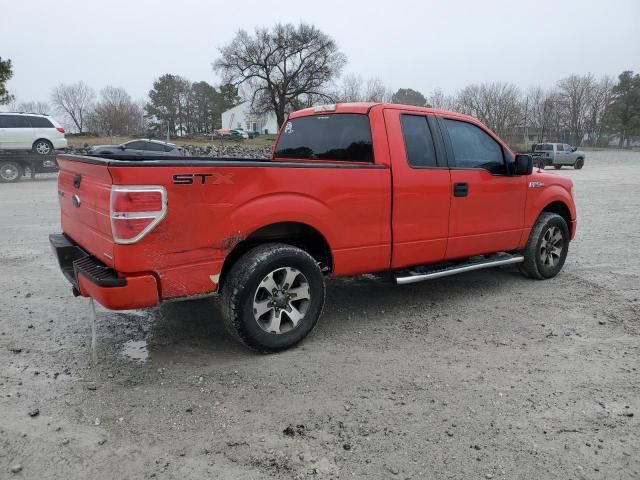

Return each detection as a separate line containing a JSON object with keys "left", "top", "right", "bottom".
{"left": 119, "top": 144, "right": 126, "bottom": 150}
{"left": 514, "top": 154, "right": 533, "bottom": 175}
{"left": 571, "top": 147, "right": 577, "bottom": 152}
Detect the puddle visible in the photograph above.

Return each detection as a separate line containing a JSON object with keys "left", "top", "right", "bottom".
{"left": 121, "top": 340, "right": 149, "bottom": 362}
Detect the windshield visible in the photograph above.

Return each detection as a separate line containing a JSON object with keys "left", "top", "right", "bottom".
{"left": 274, "top": 114, "right": 374, "bottom": 162}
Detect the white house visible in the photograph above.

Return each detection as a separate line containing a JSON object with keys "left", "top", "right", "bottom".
{"left": 220, "top": 102, "right": 279, "bottom": 134}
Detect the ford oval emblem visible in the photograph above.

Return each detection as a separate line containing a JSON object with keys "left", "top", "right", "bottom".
{"left": 72, "top": 194, "right": 81, "bottom": 208}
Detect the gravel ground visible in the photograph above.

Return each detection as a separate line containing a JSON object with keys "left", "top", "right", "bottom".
{"left": 1, "top": 150, "right": 638, "bottom": 479}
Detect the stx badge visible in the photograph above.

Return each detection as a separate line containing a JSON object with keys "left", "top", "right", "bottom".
{"left": 528, "top": 181, "right": 544, "bottom": 188}
{"left": 173, "top": 173, "right": 234, "bottom": 185}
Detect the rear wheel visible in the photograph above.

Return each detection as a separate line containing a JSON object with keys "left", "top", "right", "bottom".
{"left": 519, "top": 212, "right": 569, "bottom": 280}
{"left": 554, "top": 165, "right": 562, "bottom": 170}
{"left": 33, "top": 139, "right": 53, "bottom": 155}
{"left": 0, "top": 161, "right": 23, "bottom": 183}
{"left": 574, "top": 158, "right": 584, "bottom": 169}
{"left": 221, "top": 243, "right": 325, "bottom": 352}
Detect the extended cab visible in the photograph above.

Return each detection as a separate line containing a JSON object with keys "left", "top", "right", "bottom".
{"left": 50, "top": 103, "right": 577, "bottom": 352}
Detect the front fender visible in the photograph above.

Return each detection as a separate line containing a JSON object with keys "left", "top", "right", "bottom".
{"left": 524, "top": 183, "right": 576, "bottom": 239}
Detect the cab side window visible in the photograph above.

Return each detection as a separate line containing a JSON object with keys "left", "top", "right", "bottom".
{"left": 443, "top": 119, "right": 505, "bottom": 174}
{"left": 556, "top": 144, "right": 564, "bottom": 152}
{"left": 400, "top": 115, "right": 438, "bottom": 168}
{"left": 126, "top": 141, "right": 147, "bottom": 150}
{"left": 146, "top": 143, "right": 165, "bottom": 152}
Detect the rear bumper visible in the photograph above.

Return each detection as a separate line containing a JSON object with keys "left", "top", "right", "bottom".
{"left": 52, "top": 138, "right": 68, "bottom": 149}
{"left": 49, "top": 233, "right": 159, "bottom": 310}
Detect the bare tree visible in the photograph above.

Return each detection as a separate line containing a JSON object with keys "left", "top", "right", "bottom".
{"left": 337, "top": 74, "right": 364, "bottom": 102}
{"left": 214, "top": 23, "right": 346, "bottom": 127}
{"left": 585, "top": 76, "right": 614, "bottom": 146}
{"left": 526, "top": 86, "right": 562, "bottom": 142}
{"left": 50, "top": 81, "right": 95, "bottom": 133}
{"left": 426, "top": 88, "right": 457, "bottom": 110}
{"left": 456, "top": 82, "right": 522, "bottom": 136}
{"left": 333, "top": 75, "right": 391, "bottom": 103}
{"left": 556, "top": 74, "right": 595, "bottom": 146}
{"left": 16, "top": 100, "right": 50, "bottom": 114}
{"left": 88, "top": 86, "right": 142, "bottom": 136}
{"left": 363, "top": 78, "right": 390, "bottom": 102}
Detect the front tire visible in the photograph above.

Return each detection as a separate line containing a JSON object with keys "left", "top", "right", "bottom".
{"left": 519, "top": 212, "right": 569, "bottom": 280}
{"left": 574, "top": 158, "right": 584, "bottom": 169}
{"left": 221, "top": 243, "right": 325, "bottom": 352}
{"left": 0, "top": 161, "right": 23, "bottom": 183}
{"left": 33, "top": 139, "right": 53, "bottom": 155}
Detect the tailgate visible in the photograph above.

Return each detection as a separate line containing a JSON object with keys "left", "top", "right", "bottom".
{"left": 57, "top": 157, "right": 115, "bottom": 267}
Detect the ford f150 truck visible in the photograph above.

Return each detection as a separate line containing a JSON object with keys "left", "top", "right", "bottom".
{"left": 50, "top": 103, "right": 577, "bottom": 352}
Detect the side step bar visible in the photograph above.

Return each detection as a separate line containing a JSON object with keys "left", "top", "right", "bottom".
{"left": 396, "top": 254, "right": 524, "bottom": 285}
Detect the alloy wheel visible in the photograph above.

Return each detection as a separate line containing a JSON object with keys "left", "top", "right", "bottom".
{"left": 539, "top": 226, "right": 564, "bottom": 267}
{"left": 252, "top": 267, "right": 311, "bottom": 334}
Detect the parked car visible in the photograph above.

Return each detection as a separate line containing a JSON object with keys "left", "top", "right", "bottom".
{"left": 88, "top": 139, "right": 185, "bottom": 157}
{"left": 217, "top": 129, "right": 248, "bottom": 140}
{"left": 532, "top": 143, "right": 586, "bottom": 169}
{"left": 50, "top": 102, "right": 576, "bottom": 353}
{"left": 0, "top": 112, "right": 67, "bottom": 154}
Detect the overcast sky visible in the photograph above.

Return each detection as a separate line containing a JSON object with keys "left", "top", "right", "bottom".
{"left": 2, "top": 0, "right": 639, "bottom": 104}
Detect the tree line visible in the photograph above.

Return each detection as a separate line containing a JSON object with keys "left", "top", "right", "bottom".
{"left": 215, "top": 23, "right": 640, "bottom": 148}
{"left": 2, "top": 21, "right": 639, "bottom": 147}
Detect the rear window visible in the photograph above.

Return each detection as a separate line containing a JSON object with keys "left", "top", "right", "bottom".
{"left": 27, "top": 116, "right": 54, "bottom": 128}
{"left": 400, "top": 115, "right": 437, "bottom": 168}
{"left": 275, "top": 114, "right": 373, "bottom": 162}
{"left": 535, "top": 144, "right": 554, "bottom": 151}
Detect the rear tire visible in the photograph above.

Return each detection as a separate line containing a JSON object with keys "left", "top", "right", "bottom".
{"left": 519, "top": 212, "right": 569, "bottom": 280}
{"left": 33, "top": 139, "right": 53, "bottom": 155}
{"left": 0, "top": 161, "right": 23, "bottom": 183}
{"left": 554, "top": 165, "right": 562, "bottom": 170}
{"left": 221, "top": 243, "right": 325, "bottom": 352}
{"left": 574, "top": 158, "right": 584, "bottom": 169}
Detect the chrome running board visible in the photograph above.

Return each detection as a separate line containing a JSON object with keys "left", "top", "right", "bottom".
{"left": 395, "top": 254, "right": 524, "bottom": 285}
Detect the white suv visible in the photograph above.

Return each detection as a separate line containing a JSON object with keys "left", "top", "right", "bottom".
{"left": 0, "top": 112, "right": 68, "bottom": 154}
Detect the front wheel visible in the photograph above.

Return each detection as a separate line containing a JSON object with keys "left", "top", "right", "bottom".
{"left": 221, "top": 243, "right": 325, "bottom": 352}
{"left": 0, "top": 161, "right": 23, "bottom": 183}
{"left": 574, "top": 158, "right": 584, "bottom": 169}
{"left": 519, "top": 212, "right": 570, "bottom": 280}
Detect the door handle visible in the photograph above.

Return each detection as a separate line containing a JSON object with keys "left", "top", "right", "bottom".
{"left": 453, "top": 182, "right": 468, "bottom": 197}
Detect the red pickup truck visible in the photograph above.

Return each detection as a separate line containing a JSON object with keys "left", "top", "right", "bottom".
{"left": 50, "top": 103, "right": 576, "bottom": 352}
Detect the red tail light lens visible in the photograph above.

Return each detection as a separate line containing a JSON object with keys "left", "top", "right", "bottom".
{"left": 110, "top": 186, "right": 167, "bottom": 244}
{"left": 56, "top": 127, "right": 65, "bottom": 133}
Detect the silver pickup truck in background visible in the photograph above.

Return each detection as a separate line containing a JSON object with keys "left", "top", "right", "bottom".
{"left": 532, "top": 143, "right": 586, "bottom": 169}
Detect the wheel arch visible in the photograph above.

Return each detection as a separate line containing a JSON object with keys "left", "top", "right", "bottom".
{"left": 32, "top": 138, "right": 53, "bottom": 152}
{"left": 218, "top": 221, "right": 333, "bottom": 289}
{"left": 541, "top": 201, "right": 573, "bottom": 236}
{"left": 32, "top": 138, "right": 53, "bottom": 146}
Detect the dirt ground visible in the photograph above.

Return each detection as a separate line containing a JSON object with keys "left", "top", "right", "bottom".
{"left": 1, "top": 150, "right": 639, "bottom": 479}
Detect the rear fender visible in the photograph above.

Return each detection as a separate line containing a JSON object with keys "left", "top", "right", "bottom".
{"left": 225, "top": 192, "right": 337, "bottom": 253}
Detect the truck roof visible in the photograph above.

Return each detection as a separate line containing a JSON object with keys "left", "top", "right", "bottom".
{"left": 288, "top": 102, "right": 478, "bottom": 123}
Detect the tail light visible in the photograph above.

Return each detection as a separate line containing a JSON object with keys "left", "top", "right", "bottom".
{"left": 110, "top": 186, "right": 167, "bottom": 244}
{"left": 56, "top": 127, "right": 65, "bottom": 133}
